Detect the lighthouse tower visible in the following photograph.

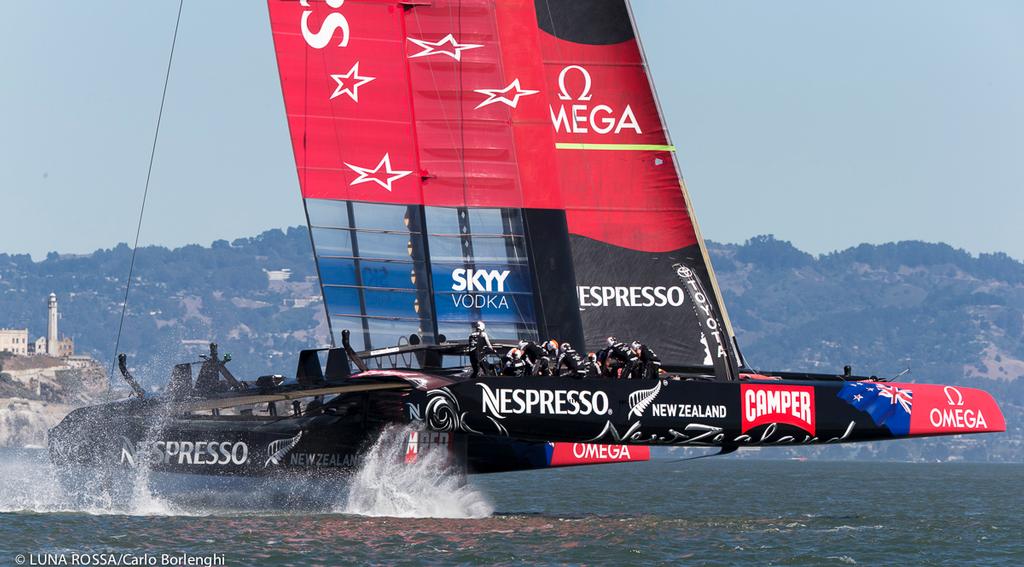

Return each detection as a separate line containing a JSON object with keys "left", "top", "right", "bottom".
{"left": 47, "top": 293, "right": 58, "bottom": 356}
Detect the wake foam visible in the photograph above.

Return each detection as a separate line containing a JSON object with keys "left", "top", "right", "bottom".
{"left": 1, "top": 423, "right": 490, "bottom": 518}
{"left": 340, "top": 425, "right": 493, "bottom": 519}
{"left": 0, "top": 447, "right": 178, "bottom": 516}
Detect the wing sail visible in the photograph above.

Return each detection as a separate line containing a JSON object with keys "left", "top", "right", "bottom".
{"left": 267, "top": 0, "right": 741, "bottom": 369}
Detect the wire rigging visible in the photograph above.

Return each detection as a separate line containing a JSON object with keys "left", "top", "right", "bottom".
{"left": 110, "top": 0, "right": 185, "bottom": 377}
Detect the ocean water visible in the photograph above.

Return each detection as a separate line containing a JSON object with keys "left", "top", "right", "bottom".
{"left": 0, "top": 446, "right": 1020, "bottom": 566}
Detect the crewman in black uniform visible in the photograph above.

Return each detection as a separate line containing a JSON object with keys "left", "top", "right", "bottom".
{"left": 539, "top": 339, "right": 560, "bottom": 376}
{"left": 584, "top": 352, "right": 601, "bottom": 377}
{"left": 468, "top": 321, "right": 494, "bottom": 378}
{"left": 500, "top": 347, "right": 517, "bottom": 370}
{"left": 632, "top": 340, "right": 662, "bottom": 380}
{"left": 603, "top": 336, "right": 637, "bottom": 379}
{"left": 518, "top": 339, "right": 550, "bottom": 376}
{"left": 556, "top": 342, "right": 587, "bottom": 378}
{"left": 544, "top": 339, "right": 559, "bottom": 358}
{"left": 596, "top": 347, "right": 611, "bottom": 377}
{"left": 501, "top": 348, "right": 528, "bottom": 377}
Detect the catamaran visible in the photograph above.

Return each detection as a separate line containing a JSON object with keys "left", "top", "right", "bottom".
{"left": 49, "top": 0, "right": 1004, "bottom": 487}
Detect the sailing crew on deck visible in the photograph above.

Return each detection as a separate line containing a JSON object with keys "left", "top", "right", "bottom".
{"left": 556, "top": 342, "right": 587, "bottom": 379}
{"left": 631, "top": 340, "right": 662, "bottom": 380}
{"left": 468, "top": 321, "right": 494, "bottom": 378}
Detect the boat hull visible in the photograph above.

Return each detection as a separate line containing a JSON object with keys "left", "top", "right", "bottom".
{"left": 46, "top": 396, "right": 647, "bottom": 486}
{"left": 419, "top": 377, "right": 1006, "bottom": 447}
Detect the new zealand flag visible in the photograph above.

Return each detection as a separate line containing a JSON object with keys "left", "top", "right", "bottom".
{"left": 837, "top": 382, "right": 913, "bottom": 436}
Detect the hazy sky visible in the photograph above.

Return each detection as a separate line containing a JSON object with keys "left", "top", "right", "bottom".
{"left": 2, "top": 1, "right": 1021, "bottom": 260}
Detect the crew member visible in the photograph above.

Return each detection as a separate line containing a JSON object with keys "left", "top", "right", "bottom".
{"left": 632, "top": 340, "right": 662, "bottom": 380}
{"left": 596, "top": 346, "right": 611, "bottom": 377}
{"left": 502, "top": 348, "right": 528, "bottom": 377}
{"left": 518, "top": 339, "right": 550, "bottom": 376}
{"left": 538, "top": 339, "right": 559, "bottom": 376}
{"left": 468, "top": 321, "right": 494, "bottom": 378}
{"left": 556, "top": 342, "right": 587, "bottom": 378}
{"left": 583, "top": 352, "right": 601, "bottom": 377}
{"left": 603, "top": 336, "right": 637, "bottom": 379}
{"left": 544, "top": 339, "right": 559, "bottom": 358}
{"left": 501, "top": 347, "right": 518, "bottom": 370}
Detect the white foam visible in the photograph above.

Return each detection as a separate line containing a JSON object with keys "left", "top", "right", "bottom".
{"left": 0, "top": 447, "right": 187, "bottom": 516}
{"left": 340, "top": 425, "right": 493, "bottom": 519}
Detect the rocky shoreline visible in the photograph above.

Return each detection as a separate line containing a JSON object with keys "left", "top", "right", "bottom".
{"left": 0, "top": 398, "right": 74, "bottom": 447}
{"left": 0, "top": 354, "right": 108, "bottom": 448}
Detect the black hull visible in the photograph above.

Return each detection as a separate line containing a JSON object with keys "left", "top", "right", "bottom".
{"left": 46, "top": 395, "right": 593, "bottom": 483}
{"left": 421, "top": 376, "right": 1005, "bottom": 447}
{"left": 48, "top": 367, "right": 1002, "bottom": 483}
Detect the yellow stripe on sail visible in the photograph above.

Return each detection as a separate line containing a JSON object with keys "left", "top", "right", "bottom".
{"left": 554, "top": 142, "right": 676, "bottom": 151}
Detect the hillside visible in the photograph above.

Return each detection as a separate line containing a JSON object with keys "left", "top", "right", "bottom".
{"left": 0, "top": 230, "right": 1019, "bottom": 460}
{"left": 0, "top": 228, "right": 324, "bottom": 384}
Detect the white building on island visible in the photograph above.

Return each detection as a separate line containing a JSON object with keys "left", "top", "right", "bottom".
{"left": 1, "top": 293, "right": 74, "bottom": 358}
{"left": 0, "top": 328, "right": 30, "bottom": 356}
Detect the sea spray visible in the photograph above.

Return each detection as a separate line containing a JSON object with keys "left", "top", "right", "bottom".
{"left": 123, "top": 403, "right": 176, "bottom": 515}
{"left": 0, "top": 448, "right": 69, "bottom": 512}
{"left": 341, "top": 425, "right": 493, "bottom": 518}
{"left": 115, "top": 344, "right": 196, "bottom": 515}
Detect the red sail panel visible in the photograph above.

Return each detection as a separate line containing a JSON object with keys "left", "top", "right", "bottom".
{"left": 403, "top": 1, "right": 528, "bottom": 208}
{"left": 268, "top": 1, "right": 679, "bottom": 224}
{"left": 491, "top": 0, "right": 695, "bottom": 252}
{"left": 269, "top": 0, "right": 559, "bottom": 209}
{"left": 539, "top": 30, "right": 695, "bottom": 253}
{"left": 269, "top": 0, "right": 424, "bottom": 204}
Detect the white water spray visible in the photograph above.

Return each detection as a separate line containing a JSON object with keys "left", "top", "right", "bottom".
{"left": 0, "top": 447, "right": 185, "bottom": 516}
{"left": 123, "top": 411, "right": 176, "bottom": 516}
{"left": 341, "top": 425, "right": 493, "bottom": 519}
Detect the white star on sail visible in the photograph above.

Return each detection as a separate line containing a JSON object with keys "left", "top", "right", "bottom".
{"left": 330, "top": 62, "right": 375, "bottom": 102}
{"left": 344, "top": 153, "right": 413, "bottom": 192}
{"left": 473, "top": 79, "right": 539, "bottom": 109}
{"left": 407, "top": 34, "right": 483, "bottom": 61}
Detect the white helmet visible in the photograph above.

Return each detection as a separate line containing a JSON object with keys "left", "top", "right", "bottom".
{"left": 560, "top": 342, "right": 572, "bottom": 352}
{"left": 518, "top": 339, "right": 528, "bottom": 349}
{"left": 631, "top": 340, "right": 641, "bottom": 350}
{"left": 473, "top": 321, "right": 486, "bottom": 331}
{"left": 606, "top": 336, "right": 617, "bottom": 347}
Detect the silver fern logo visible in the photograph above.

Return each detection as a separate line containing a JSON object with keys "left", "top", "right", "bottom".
{"left": 628, "top": 380, "right": 663, "bottom": 419}
{"left": 264, "top": 431, "right": 304, "bottom": 468}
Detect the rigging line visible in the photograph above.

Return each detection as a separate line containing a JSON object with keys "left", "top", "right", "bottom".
{"left": 109, "top": 0, "right": 184, "bottom": 377}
